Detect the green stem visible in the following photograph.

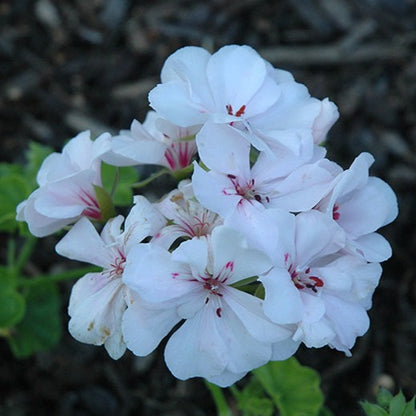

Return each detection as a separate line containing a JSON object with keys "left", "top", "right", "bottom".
{"left": 14, "top": 235, "right": 37, "bottom": 276}
{"left": 205, "top": 380, "right": 233, "bottom": 416}
{"left": 111, "top": 166, "right": 120, "bottom": 197}
{"left": 131, "top": 168, "right": 171, "bottom": 189}
{"left": 7, "top": 238, "right": 16, "bottom": 270}
{"left": 17, "top": 266, "right": 100, "bottom": 288}
{"left": 171, "top": 163, "right": 194, "bottom": 182}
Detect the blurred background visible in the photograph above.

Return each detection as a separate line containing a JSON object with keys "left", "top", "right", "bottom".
{"left": 1, "top": 0, "right": 415, "bottom": 414}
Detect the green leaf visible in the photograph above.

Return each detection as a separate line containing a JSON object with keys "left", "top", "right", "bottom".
{"left": 402, "top": 398, "right": 416, "bottom": 416}
{"left": 377, "top": 388, "right": 394, "bottom": 409}
{"left": 233, "top": 379, "right": 274, "bottom": 416}
{"left": 360, "top": 401, "right": 390, "bottom": 416}
{"left": 318, "top": 406, "right": 335, "bottom": 416}
{"left": 24, "top": 141, "right": 53, "bottom": 187}
{"left": 0, "top": 173, "right": 31, "bottom": 232}
{"left": 0, "top": 265, "right": 16, "bottom": 291}
{"left": 362, "top": 390, "right": 416, "bottom": 416}
{"left": 101, "top": 163, "right": 139, "bottom": 206}
{"left": 7, "top": 283, "right": 61, "bottom": 358}
{"left": 0, "top": 290, "right": 25, "bottom": 328}
{"left": 390, "top": 391, "right": 407, "bottom": 416}
{"left": 253, "top": 358, "right": 324, "bottom": 416}
{"left": 93, "top": 185, "right": 116, "bottom": 221}
{"left": 0, "top": 162, "right": 23, "bottom": 176}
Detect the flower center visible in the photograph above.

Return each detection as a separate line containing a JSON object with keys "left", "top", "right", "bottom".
{"left": 164, "top": 141, "right": 197, "bottom": 171}
{"left": 224, "top": 174, "right": 270, "bottom": 204}
{"left": 285, "top": 254, "right": 324, "bottom": 293}
{"left": 201, "top": 261, "right": 234, "bottom": 318}
{"left": 226, "top": 104, "right": 246, "bottom": 117}
{"left": 79, "top": 189, "right": 101, "bottom": 220}
{"left": 105, "top": 250, "right": 126, "bottom": 280}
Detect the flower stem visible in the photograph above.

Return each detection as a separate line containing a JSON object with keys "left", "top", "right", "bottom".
{"left": 17, "top": 266, "right": 100, "bottom": 288}
{"left": 205, "top": 380, "right": 233, "bottom": 416}
{"left": 131, "top": 168, "right": 171, "bottom": 189}
{"left": 110, "top": 166, "right": 120, "bottom": 197}
{"left": 13, "top": 235, "right": 37, "bottom": 276}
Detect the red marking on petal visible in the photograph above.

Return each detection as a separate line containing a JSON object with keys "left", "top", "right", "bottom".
{"left": 216, "top": 307, "right": 222, "bottom": 318}
{"left": 82, "top": 207, "right": 102, "bottom": 220}
{"left": 172, "top": 272, "right": 179, "bottom": 279}
{"left": 333, "top": 204, "right": 340, "bottom": 220}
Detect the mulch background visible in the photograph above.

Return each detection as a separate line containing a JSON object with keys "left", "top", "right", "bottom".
{"left": 1, "top": 0, "right": 416, "bottom": 414}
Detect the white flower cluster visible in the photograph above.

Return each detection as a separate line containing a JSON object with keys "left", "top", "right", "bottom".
{"left": 17, "top": 45, "right": 398, "bottom": 387}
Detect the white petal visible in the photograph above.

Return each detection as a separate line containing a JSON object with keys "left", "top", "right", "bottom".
{"left": 299, "top": 291, "right": 326, "bottom": 323}
{"left": 68, "top": 276, "right": 126, "bottom": 353}
{"left": 164, "top": 303, "right": 228, "bottom": 381}
{"left": 18, "top": 195, "right": 76, "bottom": 237}
{"left": 210, "top": 226, "right": 272, "bottom": 283}
{"left": 260, "top": 268, "right": 303, "bottom": 324}
{"left": 165, "top": 299, "right": 272, "bottom": 382}
{"left": 55, "top": 217, "right": 114, "bottom": 267}
{"left": 149, "top": 81, "right": 209, "bottom": 127}
{"left": 34, "top": 170, "right": 97, "bottom": 218}
{"left": 269, "top": 161, "right": 336, "bottom": 212}
{"left": 312, "top": 98, "right": 339, "bottom": 144}
{"left": 62, "top": 130, "right": 96, "bottom": 170}
{"left": 171, "top": 237, "right": 209, "bottom": 277}
{"left": 324, "top": 295, "right": 370, "bottom": 353}
{"left": 337, "top": 177, "right": 398, "bottom": 238}
{"left": 207, "top": 45, "right": 268, "bottom": 115}
{"left": 122, "top": 243, "right": 197, "bottom": 303}
{"left": 295, "top": 210, "right": 345, "bottom": 267}
{"left": 271, "top": 337, "right": 300, "bottom": 361}
{"left": 353, "top": 233, "right": 392, "bottom": 262}
{"left": 205, "top": 369, "right": 248, "bottom": 388}
{"left": 224, "top": 287, "right": 292, "bottom": 342}
{"left": 122, "top": 292, "right": 181, "bottom": 356}
{"left": 196, "top": 122, "right": 251, "bottom": 176}
{"left": 294, "top": 318, "right": 336, "bottom": 348}
{"left": 192, "top": 162, "right": 242, "bottom": 218}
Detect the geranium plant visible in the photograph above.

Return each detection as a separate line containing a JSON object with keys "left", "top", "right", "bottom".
{"left": 2, "top": 44, "right": 403, "bottom": 415}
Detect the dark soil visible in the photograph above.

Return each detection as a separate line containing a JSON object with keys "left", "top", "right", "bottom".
{"left": 1, "top": 1, "right": 416, "bottom": 415}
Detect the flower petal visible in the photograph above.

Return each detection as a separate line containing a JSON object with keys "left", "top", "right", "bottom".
{"left": 122, "top": 291, "right": 181, "bottom": 356}
{"left": 55, "top": 217, "right": 114, "bottom": 267}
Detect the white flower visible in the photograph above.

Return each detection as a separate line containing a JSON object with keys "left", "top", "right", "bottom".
{"left": 16, "top": 131, "right": 109, "bottom": 237}
{"left": 314, "top": 152, "right": 399, "bottom": 262}
{"left": 192, "top": 122, "right": 338, "bottom": 221}
{"left": 55, "top": 196, "right": 162, "bottom": 359}
{"left": 122, "top": 226, "right": 297, "bottom": 386}
{"left": 152, "top": 180, "right": 223, "bottom": 249}
{"left": 235, "top": 208, "right": 381, "bottom": 355}
{"left": 149, "top": 45, "right": 338, "bottom": 152}
{"left": 100, "top": 111, "right": 199, "bottom": 171}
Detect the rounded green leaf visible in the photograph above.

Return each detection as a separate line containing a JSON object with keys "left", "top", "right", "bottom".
{"left": 7, "top": 283, "right": 61, "bottom": 358}
{"left": 0, "top": 290, "right": 25, "bottom": 328}
{"left": 253, "top": 358, "right": 324, "bottom": 416}
{"left": 0, "top": 174, "right": 31, "bottom": 232}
